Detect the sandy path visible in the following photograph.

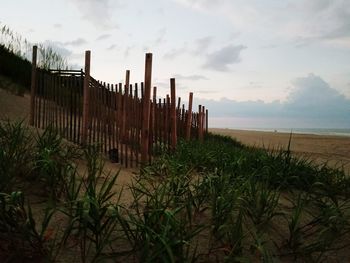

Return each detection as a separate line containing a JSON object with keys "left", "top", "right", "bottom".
{"left": 0, "top": 88, "right": 30, "bottom": 121}
{"left": 210, "top": 128, "right": 350, "bottom": 173}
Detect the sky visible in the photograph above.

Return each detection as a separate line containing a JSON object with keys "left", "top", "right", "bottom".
{"left": 1, "top": 0, "right": 349, "bottom": 129}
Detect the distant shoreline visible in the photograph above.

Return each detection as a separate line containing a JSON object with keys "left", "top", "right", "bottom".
{"left": 210, "top": 127, "right": 350, "bottom": 137}
{"left": 210, "top": 128, "right": 350, "bottom": 174}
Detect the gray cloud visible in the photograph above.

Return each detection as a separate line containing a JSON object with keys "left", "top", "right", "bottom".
{"left": 163, "top": 36, "right": 213, "bottom": 60}
{"left": 70, "top": 0, "right": 119, "bottom": 29}
{"left": 193, "top": 36, "right": 213, "bottom": 55}
{"left": 53, "top": 23, "right": 62, "bottom": 28}
{"left": 325, "top": 7, "right": 350, "bottom": 39}
{"left": 96, "top": 34, "right": 111, "bottom": 41}
{"left": 163, "top": 42, "right": 189, "bottom": 59}
{"left": 42, "top": 40, "right": 73, "bottom": 57}
{"left": 284, "top": 74, "right": 349, "bottom": 118}
{"left": 299, "top": 0, "right": 333, "bottom": 14}
{"left": 284, "top": 0, "right": 350, "bottom": 44}
{"left": 176, "top": 0, "right": 350, "bottom": 46}
{"left": 174, "top": 74, "right": 208, "bottom": 81}
{"left": 203, "top": 44, "right": 246, "bottom": 71}
{"left": 197, "top": 74, "right": 350, "bottom": 127}
{"left": 64, "top": 38, "right": 88, "bottom": 46}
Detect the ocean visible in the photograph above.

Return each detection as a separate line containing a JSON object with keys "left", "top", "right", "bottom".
{"left": 233, "top": 128, "right": 350, "bottom": 137}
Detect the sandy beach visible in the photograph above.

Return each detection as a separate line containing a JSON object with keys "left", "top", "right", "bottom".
{"left": 210, "top": 128, "right": 350, "bottom": 173}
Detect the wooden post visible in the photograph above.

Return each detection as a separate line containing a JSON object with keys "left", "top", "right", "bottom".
{"left": 185, "top": 92, "right": 193, "bottom": 140}
{"left": 82, "top": 50, "right": 91, "bottom": 145}
{"left": 141, "top": 53, "right": 152, "bottom": 164}
{"left": 151, "top": 86, "right": 157, "bottom": 149}
{"left": 202, "top": 106, "right": 205, "bottom": 138}
{"left": 30, "top": 46, "right": 37, "bottom": 126}
{"left": 125, "top": 70, "right": 130, "bottom": 95}
{"left": 170, "top": 78, "right": 177, "bottom": 150}
{"left": 198, "top": 105, "right": 203, "bottom": 141}
{"left": 206, "top": 109, "right": 209, "bottom": 134}
{"left": 122, "top": 70, "right": 130, "bottom": 139}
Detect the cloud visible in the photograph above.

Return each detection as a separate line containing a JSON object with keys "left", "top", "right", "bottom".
{"left": 96, "top": 34, "right": 111, "bottom": 41}
{"left": 196, "top": 74, "right": 350, "bottom": 127}
{"left": 193, "top": 36, "right": 213, "bottom": 55}
{"left": 107, "top": 44, "right": 117, "bottom": 50}
{"left": 64, "top": 38, "right": 88, "bottom": 46}
{"left": 203, "top": 44, "right": 246, "bottom": 71}
{"left": 293, "top": 0, "right": 350, "bottom": 40}
{"left": 53, "top": 23, "right": 62, "bottom": 28}
{"left": 174, "top": 74, "right": 208, "bottom": 81}
{"left": 70, "top": 0, "right": 119, "bottom": 29}
{"left": 42, "top": 40, "right": 73, "bottom": 57}
{"left": 284, "top": 74, "right": 349, "bottom": 118}
{"left": 163, "top": 36, "right": 213, "bottom": 60}
{"left": 173, "top": 0, "right": 350, "bottom": 47}
{"left": 163, "top": 42, "right": 189, "bottom": 59}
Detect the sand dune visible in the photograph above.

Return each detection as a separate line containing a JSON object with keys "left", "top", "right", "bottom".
{"left": 210, "top": 128, "right": 350, "bottom": 174}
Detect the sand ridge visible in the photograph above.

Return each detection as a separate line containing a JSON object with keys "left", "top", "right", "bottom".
{"left": 210, "top": 128, "right": 350, "bottom": 174}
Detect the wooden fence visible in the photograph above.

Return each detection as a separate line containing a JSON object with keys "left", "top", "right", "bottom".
{"left": 29, "top": 47, "right": 208, "bottom": 167}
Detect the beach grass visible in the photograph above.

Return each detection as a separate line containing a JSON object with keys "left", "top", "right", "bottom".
{"left": 1, "top": 121, "right": 349, "bottom": 262}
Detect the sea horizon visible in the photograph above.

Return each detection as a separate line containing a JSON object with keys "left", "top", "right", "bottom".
{"left": 210, "top": 127, "right": 350, "bottom": 137}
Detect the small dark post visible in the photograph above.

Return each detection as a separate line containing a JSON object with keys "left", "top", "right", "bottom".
{"left": 198, "top": 105, "right": 203, "bottom": 141}
{"left": 30, "top": 46, "right": 38, "bottom": 125}
{"left": 141, "top": 53, "right": 152, "bottom": 164}
{"left": 170, "top": 78, "right": 177, "bottom": 150}
{"left": 122, "top": 70, "right": 130, "bottom": 139}
{"left": 82, "top": 50, "right": 91, "bottom": 144}
{"left": 206, "top": 109, "right": 209, "bottom": 134}
{"left": 185, "top": 92, "right": 193, "bottom": 140}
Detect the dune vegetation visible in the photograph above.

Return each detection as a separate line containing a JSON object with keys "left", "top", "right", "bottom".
{"left": 0, "top": 120, "right": 349, "bottom": 262}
